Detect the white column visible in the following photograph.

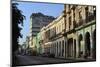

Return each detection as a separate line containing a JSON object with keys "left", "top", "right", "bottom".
{"left": 90, "top": 35, "right": 93, "bottom": 58}
{"left": 56, "top": 42, "right": 58, "bottom": 57}
{"left": 63, "top": 40, "right": 65, "bottom": 58}
{"left": 83, "top": 35, "right": 85, "bottom": 58}
{"left": 76, "top": 35, "right": 79, "bottom": 58}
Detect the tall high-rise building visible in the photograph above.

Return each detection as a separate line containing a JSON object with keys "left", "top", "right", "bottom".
{"left": 29, "top": 12, "right": 55, "bottom": 49}
{"left": 30, "top": 12, "right": 55, "bottom": 37}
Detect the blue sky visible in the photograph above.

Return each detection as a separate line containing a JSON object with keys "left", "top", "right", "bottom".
{"left": 14, "top": 1, "right": 64, "bottom": 44}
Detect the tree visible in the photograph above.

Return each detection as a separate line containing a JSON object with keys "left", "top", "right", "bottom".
{"left": 12, "top": 3, "right": 25, "bottom": 65}
{"left": 12, "top": 3, "right": 25, "bottom": 52}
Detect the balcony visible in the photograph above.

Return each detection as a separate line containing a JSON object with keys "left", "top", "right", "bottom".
{"left": 87, "top": 15, "right": 95, "bottom": 23}
{"left": 78, "top": 19, "right": 83, "bottom": 26}
{"left": 76, "top": 15, "right": 95, "bottom": 28}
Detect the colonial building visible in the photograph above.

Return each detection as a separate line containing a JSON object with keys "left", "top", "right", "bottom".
{"left": 40, "top": 4, "right": 96, "bottom": 59}
{"left": 63, "top": 5, "right": 96, "bottom": 59}
{"left": 30, "top": 4, "right": 96, "bottom": 60}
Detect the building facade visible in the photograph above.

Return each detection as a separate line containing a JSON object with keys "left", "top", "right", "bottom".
{"left": 29, "top": 13, "right": 55, "bottom": 52}
{"left": 41, "top": 4, "right": 96, "bottom": 59}
{"left": 63, "top": 5, "right": 96, "bottom": 59}
{"left": 30, "top": 4, "right": 96, "bottom": 59}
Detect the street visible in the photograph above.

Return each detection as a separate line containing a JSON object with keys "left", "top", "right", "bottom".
{"left": 15, "top": 55, "right": 67, "bottom": 66}
{"left": 15, "top": 55, "right": 95, "bottom": 66}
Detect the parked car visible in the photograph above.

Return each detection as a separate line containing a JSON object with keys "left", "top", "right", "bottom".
{"left": 48, "top": 53, "right": 55, "bottom": 58}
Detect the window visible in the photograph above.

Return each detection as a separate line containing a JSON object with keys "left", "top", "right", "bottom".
{"left": 93, "top": 6, "right": 96, "bottom": 18}
{"left": 79, "top": 11, "right": 82, "bottom": 19}
{"left": 69, "top": 16, "right": 71, "bottom": 29}
{"left": 79, "top": 11, "right": 83, "bottom": 25}
{"left": 85, "top": 7, "right": 88, "bottom": 23}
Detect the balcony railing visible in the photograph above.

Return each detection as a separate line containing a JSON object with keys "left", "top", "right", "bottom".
{"left": 87, "top": 15, "right": 95, "bottom": 22}
{"left": 75, "top": 15, "right": 95, "bottom": 28}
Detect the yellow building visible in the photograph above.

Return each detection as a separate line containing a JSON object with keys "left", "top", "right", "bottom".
{"left": 39, "top": 4, "right": 96, "bottom": 60}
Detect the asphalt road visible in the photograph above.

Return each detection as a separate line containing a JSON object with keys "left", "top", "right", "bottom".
{"left": 15, "top": 55, "right": 95, "bottom": 66}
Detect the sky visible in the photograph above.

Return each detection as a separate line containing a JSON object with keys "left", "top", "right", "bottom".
{"left": 13, "top": 1, "right": 64, "bottom": 45}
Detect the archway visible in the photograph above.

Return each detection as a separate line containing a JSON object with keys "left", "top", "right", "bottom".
{"left": 68, "top": 38, "right": 73, "bottom": 57}
{"left": 78, "top": 34, "right": 83, "bottom": 57}
{"left": 64, "top": 40, "right": 67, "bottom": 58}
{"left": 92, "top": 29, "right": 96, "bottom": 59}
{"left": 56, "top": 42, "right": 58, "bottom": 57}
{"left": 62, "top": 40, "right": 64, "bottom": 57}
{"left": 59, "top": 41, "right": 61, "bottom": 56}
{"left": 85, "top": 32, "right": 91, "bottom": 57}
